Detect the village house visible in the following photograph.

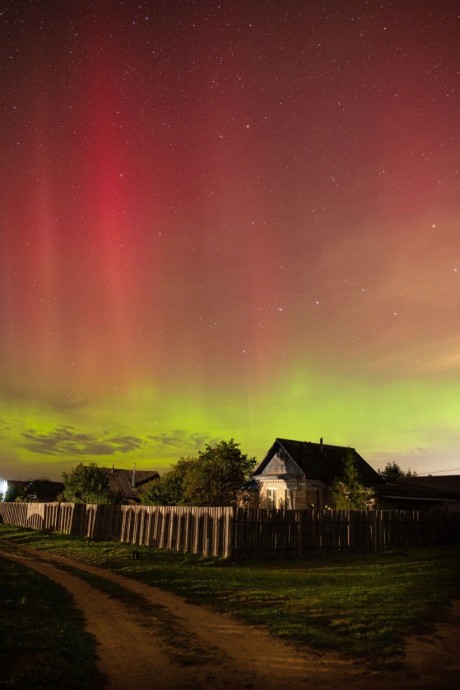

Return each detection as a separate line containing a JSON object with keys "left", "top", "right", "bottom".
{"left": 0, "top": 479, "right": 64, "bottom": 503}
{"left": 247, "top": 437, "right": 383, "bottom": 510}
{"left": 102, "top": 466, "right": 159, "bottom": 503}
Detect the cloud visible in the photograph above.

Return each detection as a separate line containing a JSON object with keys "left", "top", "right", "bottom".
{"left": 21, "top": 426, "right": 145, "bottom": 456}
{"left": 147, "top": 430, "right": 220, "bottom": 456}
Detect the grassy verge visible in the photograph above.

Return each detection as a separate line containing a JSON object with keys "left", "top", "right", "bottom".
{"left": 1, "top": 524, "right": 460, "bottom": 666}
{"left": 0, "top": 553, "right": 104, "bottom": 690}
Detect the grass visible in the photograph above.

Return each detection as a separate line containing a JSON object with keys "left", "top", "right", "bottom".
{"left": 1, "top": 524, "right": 460, "bottom": 668}
{"left": 0, "top": 553, "right": 104, "bottom": 690}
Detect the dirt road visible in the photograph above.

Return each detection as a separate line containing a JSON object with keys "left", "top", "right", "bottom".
{"left": 1, "top": 542, "right": 459, "bottom": 690}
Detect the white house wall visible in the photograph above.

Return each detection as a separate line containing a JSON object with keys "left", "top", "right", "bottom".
{"left": 255, "top": 476, "right": 328, "bottom": 510}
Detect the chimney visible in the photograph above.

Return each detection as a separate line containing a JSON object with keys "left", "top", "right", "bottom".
{"left": 320, "top": 437, "right": 323, "bottom": 453}
{"left": 111, "top": 464, "right": 114, "bottom": 474}
{"left": 132, "top": 463, "right": 136, "bottom": 487}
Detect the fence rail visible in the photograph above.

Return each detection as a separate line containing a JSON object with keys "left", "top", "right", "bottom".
{"left": 1, "top": 502, "right": 459, "bottom": 559}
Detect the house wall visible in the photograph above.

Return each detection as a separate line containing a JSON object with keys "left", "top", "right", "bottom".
{"left": 256, "top": 478, "right": 295, "bottom": 509}
{"left": 300, "top": 478, "right": 328, "bottom": 509}
{"left": 254, "top": 476, "right": 328, "bottom": 510}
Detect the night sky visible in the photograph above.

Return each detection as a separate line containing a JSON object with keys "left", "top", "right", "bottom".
{"left": 1, "top": 0, "right": 460, "bottom": 481}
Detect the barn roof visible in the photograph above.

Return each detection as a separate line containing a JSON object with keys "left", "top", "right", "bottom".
{"left": 254, "top": 438, "right": 384, "bottom": 485}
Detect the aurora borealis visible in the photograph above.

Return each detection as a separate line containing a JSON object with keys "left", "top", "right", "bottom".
{"left": 1, "top": 0, "right": 460, "bottom": 481}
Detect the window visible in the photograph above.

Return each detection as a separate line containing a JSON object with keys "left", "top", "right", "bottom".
{"left": 285, "top": 489, "right": 295, "bottom": 510}
{"left": 266, "top": 488, "right": 277, "bottom": 509}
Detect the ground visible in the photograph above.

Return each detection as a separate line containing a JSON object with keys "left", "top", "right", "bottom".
{"left": 1, "top": 542, "right": 459, "bottom": 689}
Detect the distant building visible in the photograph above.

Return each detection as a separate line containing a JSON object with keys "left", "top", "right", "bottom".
{"left": 101, "top": 467, "right": 159, "bottom": 504}
{"left": 376, "top": 475, "right": 460, "bottom": 512}
{"left": 1, "top": 479, "right": 64, "bottom": 502}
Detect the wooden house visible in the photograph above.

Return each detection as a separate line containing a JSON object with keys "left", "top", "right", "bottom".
{"left": 249, "top": 438, "right": 383, "bottom": 510}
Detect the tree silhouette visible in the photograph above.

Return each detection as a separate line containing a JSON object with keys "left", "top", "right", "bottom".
{"left": 331, "top": 449, "right": 374, "bottom": 510}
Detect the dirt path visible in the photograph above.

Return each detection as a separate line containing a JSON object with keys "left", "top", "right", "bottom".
{"left": 1, "top": 542, "right": 459, "bottom": 690}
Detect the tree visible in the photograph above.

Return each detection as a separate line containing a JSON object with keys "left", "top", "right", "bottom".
{"left": 183, "top": 439, "right": 256, "bottom": 506}
{"left": 62, "top": 463, "right": 113, "bottom": 504}
{"left": 140, "top": 458, "right": 192, "bottom": 506}
{"left": 141, "top": 439, "right": 256, "bottom": 507}
{"left": 378, "top": 461, "right": 416, "bottom": 482}
{"left": 331, "top": 449, "right": 374, "bottom": 510}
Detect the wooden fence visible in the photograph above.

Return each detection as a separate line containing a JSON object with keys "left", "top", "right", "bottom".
{"left": 0, "top": 502, "right": 234, "bottom": 558}
{"left": 233, "top": 508, "right": 460, "bottom": 558}
{"left": 1, "top": 502, "right": 459, "bottom": 559}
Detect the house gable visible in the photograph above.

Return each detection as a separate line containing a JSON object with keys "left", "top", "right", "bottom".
{"left": 259, "top": 448, "right": 304, "bottom": 478}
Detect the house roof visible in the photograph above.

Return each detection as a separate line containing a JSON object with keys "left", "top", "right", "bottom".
{"left": 101, "top": 468, "right": 159, "bottom": 500}
{"left": 372, "top": 478, "right": 460, "bottom": 506}
{"left": 373, "top": 475, "right": 460, "bottom": 503}
{"left": 397, "top": 475, "right": 460, "bottom": 495}
{"left": 4, "top": 479, "right": 65, "bottom": 502}
{"left": 4, "top": 480, "right": 30, "bottom": 490}
{"left": 254, "top": 438, "right": 384, "bottom": 484}
{"left": 27, "top": 480, "right": 65, "bottom": 501}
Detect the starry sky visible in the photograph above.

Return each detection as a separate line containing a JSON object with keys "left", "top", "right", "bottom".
{"left": 1, "top": 0, "right": 460, "bottom": 481}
